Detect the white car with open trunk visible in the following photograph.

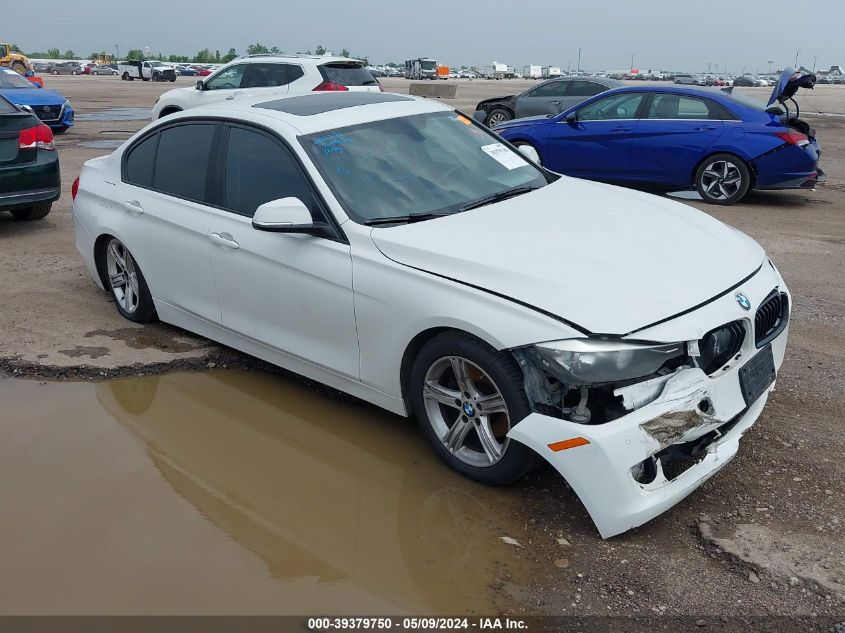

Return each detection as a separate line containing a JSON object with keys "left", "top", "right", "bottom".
{"left": 72, "top": 91, "right": 790, "bottom": 538}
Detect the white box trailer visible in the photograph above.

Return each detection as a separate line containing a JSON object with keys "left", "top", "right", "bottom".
{"left": 541, "top": 66, "right": 561, "bottom": 78}
{"left": 484, "top": 61, "right": 508, "bottom": 80}
{"left": 523, "top": 65, "right": 542, "bottom": 79}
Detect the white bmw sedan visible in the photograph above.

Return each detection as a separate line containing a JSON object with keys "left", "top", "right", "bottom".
{"left": 72, "top": 91, "right": 790, "bottom": 538}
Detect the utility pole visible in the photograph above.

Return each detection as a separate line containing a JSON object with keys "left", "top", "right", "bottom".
{"left": 768, "top": 60, "right": 774, "bottom": 74}
{"left": 577, "top": 47, "right": 581, "bottom": 73}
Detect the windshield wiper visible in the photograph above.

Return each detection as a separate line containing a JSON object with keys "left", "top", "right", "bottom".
{"left": 364, "top": 212, "right": 450, "bottom": 226}
{"left": 458, "top": 186, "right": 540, "bottom": 212}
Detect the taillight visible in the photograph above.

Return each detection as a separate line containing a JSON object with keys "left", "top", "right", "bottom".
{"left": 775, "top": 131, "right": 809, "bottom": 146}
{"left": 71, "top": 176, "right": 80, "bottom": 201}
{"left": 19, "top": 124, "right": 55, "bottom": 151}
{"left": 313, "top": 81, "right": 349, "bottom": 92}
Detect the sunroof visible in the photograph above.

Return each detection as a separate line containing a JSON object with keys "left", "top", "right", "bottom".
{"left": 254, "top": 92, "right": 413, "bottom": 116}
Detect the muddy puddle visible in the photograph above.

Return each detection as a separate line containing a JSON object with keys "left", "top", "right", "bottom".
{"left": 75, "top": 107, "right": 151, "bottom": 122}
{"left": 0, "top": 371, "right": 534, "bottom": 615}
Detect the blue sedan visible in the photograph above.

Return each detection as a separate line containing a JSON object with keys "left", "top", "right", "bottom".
{"left": 494, "top": 68, "right": 823, "bottom": 205}
{"left": 0, "top": 69, "right": 74, "bottom": 133}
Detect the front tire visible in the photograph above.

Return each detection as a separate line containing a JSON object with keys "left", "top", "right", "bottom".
{"left": 409, "top": 332, "right": 539, "bottom": 485}
{"left": 485, "top": 108, "right": 512, "bottom": 127}
{"left": 10, "top": 203, "right": 51, "bottom": 221}
{"left": 695, "top": 154, "right": 751, "bottom": 205}
{"left": 11, "top": 61, "right": 26, "bottom": 75}
{"left": 102, "top": 238, "right": 157, "bottom": 323}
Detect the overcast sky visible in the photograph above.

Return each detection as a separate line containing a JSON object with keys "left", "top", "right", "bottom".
{"left": 18, "top": 0, "right": 844, "bottom": 73}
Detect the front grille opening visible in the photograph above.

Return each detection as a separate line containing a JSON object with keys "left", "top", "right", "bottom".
{"left": 755, "top": 291, "right": 789, "bottom": 347}
{"left": 654, "top": 410, "right": 745, "bottom": 481}
{"left": 698, "top": 321, "right": 745, "bottom": 375}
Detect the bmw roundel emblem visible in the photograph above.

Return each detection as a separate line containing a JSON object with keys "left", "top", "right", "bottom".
{"left": 463, "top": 402, "right": 475, "bottom": 417}
{"left": 735, "top": 292, "right": 751, "bottom": 311}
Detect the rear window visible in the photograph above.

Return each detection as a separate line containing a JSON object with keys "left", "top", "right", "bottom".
{"left": 0, "top": 97, "right": 18, "bottom": 114}
{"left": 318, "top": 63, "right": 378, "bottom": 87}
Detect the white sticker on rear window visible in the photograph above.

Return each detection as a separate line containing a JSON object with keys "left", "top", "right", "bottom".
{"left": 480, "top": 143, "right": 529, "bottom": 170}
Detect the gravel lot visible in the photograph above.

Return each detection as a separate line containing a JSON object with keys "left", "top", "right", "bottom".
{"left": 1, "top": 76, "right": 842, "bottom": 623}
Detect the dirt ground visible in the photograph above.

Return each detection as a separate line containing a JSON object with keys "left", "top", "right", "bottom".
{"left": 1, "top": 76, "right": 843, "bottom": 623}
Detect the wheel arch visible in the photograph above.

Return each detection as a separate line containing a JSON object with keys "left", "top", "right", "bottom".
{"left": 400, "top": 327, "right": 500, "bottom": 414}
{"left": 690, "top": 150, "right": 757, "bottom": 189}
{"left": 159, "top": 105, "right": 183, "bottom": 118}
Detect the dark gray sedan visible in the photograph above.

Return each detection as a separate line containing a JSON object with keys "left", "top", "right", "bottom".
{"left": 474, "top": 76, "right": 623, "bottom": 126}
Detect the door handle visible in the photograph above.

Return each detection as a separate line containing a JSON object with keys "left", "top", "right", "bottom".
{"left": 209, "top": 232, "right": 240, "bottom": 249}
{"left": 611, "top": 126, "right": 633, "bottom": 132}
{"left": 123, "top": 200, "right": 144, "bottom": 214}
{"left": 695, "top": 126, "right": 718, "bottom": 131}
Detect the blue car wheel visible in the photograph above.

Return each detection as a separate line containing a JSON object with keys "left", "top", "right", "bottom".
{"left": 695, "top": 154, "right": 751, "bottom": 206}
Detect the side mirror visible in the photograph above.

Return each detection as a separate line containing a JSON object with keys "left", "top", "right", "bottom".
{"left": 252, "top": 197, "right": 332, "bottom": 237}
{"left": 564, "top": 112, "right": 578, "bottom": 123}
{"left": 516, "top": 144, "right": 540, "bottom": 163}
{"left": 195, "top": 80, "right": 205, "bottom": 91}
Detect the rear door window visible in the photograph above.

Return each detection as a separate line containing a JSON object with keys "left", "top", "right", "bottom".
{"left": 318, "top": 63, "right": 378, "bottom": 87}
{"left": 152, "top": 124, "right": 216, "bottom": 202}
{"left": 645, "top": 94, "right": 730, "bottom": 120}
{"left": 124, "top": 133, "right": 159, "bottom": 188}
{"left": 241, "top": 63, "right": 292, "bottom": 88}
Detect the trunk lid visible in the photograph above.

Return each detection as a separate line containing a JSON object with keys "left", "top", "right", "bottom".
{"left": 767, "top": 67, "right": 817, "bottom": 107}
{"left": 0, "top": 98, "right": 36, "bottom": 165}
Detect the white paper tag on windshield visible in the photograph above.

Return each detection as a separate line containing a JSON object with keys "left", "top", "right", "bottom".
{"left": 480, "top": 143, "right": 528, "bottom": 170}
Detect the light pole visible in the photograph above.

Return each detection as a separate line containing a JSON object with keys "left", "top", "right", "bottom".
{"left": 567, "top": 56, "right": 571, "bottom": 75}
{"left": 813, "top": 55, "right": 818, "bottom": 72}
{"left": 768, "top": 60, "right": 774, "bottom": 74}
{"left": 794, "top": 48, "right": 801, "bottom": 68}
{"left": 630, "top": 54, "right": 634, "bottom": 71}
{"left": 577, "top": 47, "right": 581, "bottom": 73}
{"left": 115, "top": 44, "right": 119, "bottom": 61}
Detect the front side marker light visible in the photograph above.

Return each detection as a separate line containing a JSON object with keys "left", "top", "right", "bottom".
{"left": 548, "top": 437, "right": 590, "bottom": 452}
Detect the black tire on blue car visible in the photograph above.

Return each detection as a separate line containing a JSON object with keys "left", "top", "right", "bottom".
{"left": 409, "top": 331, "right": 540, "bottom": 486}
{"left": 695, "top": 153, "right": 751, "bottom": 206}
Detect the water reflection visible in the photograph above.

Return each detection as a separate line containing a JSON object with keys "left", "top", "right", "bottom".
{"left": 96, "top": 371, "right": 522, "bottom": 614}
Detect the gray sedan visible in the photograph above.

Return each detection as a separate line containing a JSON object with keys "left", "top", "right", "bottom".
{"left": 474, "top": 77, "right": 623, "bottom": 126}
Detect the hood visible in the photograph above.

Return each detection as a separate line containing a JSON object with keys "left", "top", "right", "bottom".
{"left": 768, "top": 67, "right": 816, "bottom": 106}
{"left": 0, "top": 87, "right": 67, "bottom": 106}
{"left": 477, "top": 95, "right": 515, "bottom": 108}
{"left": 370, "top": 178, "right": 764, "bottom": 336}
{"left": 492, "top": 114, "right": 552, "bottom": 130}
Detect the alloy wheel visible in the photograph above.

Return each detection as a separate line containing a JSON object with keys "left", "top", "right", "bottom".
{"left": 105, "top": 239, "right": 140, "bottom": 314}
{"left": 487, "top": 112, "right": 509, "bottom": 126}
{"left": 700, "top": 159, "right": 743, "bottom": 200}
{"left": 422, "top": 356, "right": 511, "bottom": 467}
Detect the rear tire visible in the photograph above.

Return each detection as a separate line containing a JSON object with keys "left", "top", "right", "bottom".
{"left": 10, "top": 203, "right": 51, "bottom": 221}
{"left": 695, "top": 153, "right": 751, "bottom": 205}
{"left": 101, "top": 237, "right": 157, "bottom": 323}
{"left": 409, "top": 331, "right": 539, "bottom": 486}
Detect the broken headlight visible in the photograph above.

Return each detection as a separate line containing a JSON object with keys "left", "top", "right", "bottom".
{"left": 532, "top": 339, "right": 685, "bottom": 385}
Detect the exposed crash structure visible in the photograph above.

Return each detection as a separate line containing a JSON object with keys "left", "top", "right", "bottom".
{"left": 508, "top": 275, "right": 789, "bottom": 538}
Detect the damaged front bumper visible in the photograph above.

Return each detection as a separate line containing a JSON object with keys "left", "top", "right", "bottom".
{"left": 507, "top": 320, "right": 788, "bottom": 540}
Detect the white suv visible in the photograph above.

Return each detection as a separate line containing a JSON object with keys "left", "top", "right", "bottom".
{"left": 151, "top": 54, "right": 380, "bottom": 119}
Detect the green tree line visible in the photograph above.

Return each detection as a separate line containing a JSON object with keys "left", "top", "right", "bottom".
{"left": 12, "top": 42, "right": 371, "bottom": 65}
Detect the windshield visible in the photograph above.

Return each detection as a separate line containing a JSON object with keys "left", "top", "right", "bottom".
{"left": 300, "top": 111, "right": 549, "bottom": 224}
{"left": 421, "top": 60, "right": 436, "bottom": 71}
{"left": 150, "top": 62, "right": 167, "bottom": 67}
{"left": 0, "top": 69, "right": 35, "bottom": 89}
